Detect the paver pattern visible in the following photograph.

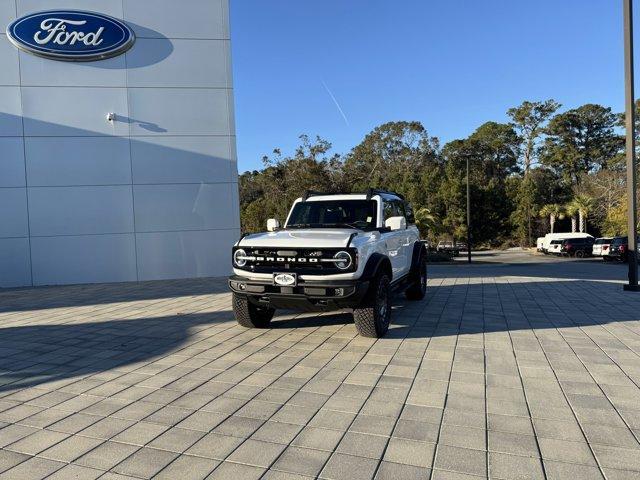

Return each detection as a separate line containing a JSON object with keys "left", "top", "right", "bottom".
{"left": 1, "top": 252, "right": 640, "bottom": 479}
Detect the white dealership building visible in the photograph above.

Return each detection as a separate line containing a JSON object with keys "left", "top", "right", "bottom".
{"left": 0, "top": 0, "right": 240, "bottom": 287}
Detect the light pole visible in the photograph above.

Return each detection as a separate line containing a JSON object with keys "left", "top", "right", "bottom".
{"left": 466, "top": 155, "right": 472, "bottom": 263}
{"left": 623, "top": 0, "right": 639, "bottom": 291}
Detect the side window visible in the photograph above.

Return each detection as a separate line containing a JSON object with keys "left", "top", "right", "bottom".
{"left": 383, "top": 201, "right": 396, "bottom": 220}
{"left": 404, "top": 202, "right": 415, "bottom": 224}
{"left": 384, "top": 200, "right": 410, "bottom": 221}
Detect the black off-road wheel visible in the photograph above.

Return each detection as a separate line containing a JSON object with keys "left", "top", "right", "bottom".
{"left": 406, "top": 254, "right": 427, "bottom": 300}
{"left": 353, "top": 274, "right": 391, "bottom": 338}
{"left": 233, "top": 293, "right": 275, "bottom": 328}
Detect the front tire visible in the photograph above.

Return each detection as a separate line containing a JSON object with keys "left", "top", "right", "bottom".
{"left": 233, "top": 293, "right": 275, "bottom": 328}
{"left": 406, "top": 254, "right": 427, "bottom": 300}
{"left": 353, "top": 274, "right": 391, "bottom": 338}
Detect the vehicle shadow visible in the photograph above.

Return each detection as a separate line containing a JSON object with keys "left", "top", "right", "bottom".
{"left": 272, "top": 313, "right": 353, "bottom": 329}
{"left": 2, "top": 278, "right": 639, "bottom": 394}
{"left": 389, "top": 277, "right": 640, "bottom": 339}
{"left": 430, "top": 259, "right": 629, "bottom": 282}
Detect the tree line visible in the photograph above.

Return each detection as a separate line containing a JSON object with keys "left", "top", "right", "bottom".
{"left": 239, "top": 99, "right": 640, "bottom": 246}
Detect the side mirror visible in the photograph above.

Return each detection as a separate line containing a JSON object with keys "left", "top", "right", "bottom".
{"left": 385, "top": 216, "right": 406, "bottom": 231}
{"left": 267, "top": 218, "right": 280, "bottom": 232}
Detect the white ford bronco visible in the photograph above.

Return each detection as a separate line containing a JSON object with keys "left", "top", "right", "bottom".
{"left": 228, "top": 189, "right": 427, "bottom": 337}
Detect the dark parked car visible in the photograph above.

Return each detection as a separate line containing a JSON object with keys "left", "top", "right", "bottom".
{"left": 561, "top": 237, "right": 594, "bottom": 258}
{"left": 605, "top": 236, "right": 640, "bottom": 262}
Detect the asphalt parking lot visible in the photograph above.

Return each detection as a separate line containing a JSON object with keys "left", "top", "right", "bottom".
{"left": 0, "top": 251, "right": 639, "bottom": 480}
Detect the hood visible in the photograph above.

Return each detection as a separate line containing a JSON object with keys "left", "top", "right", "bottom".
{"left": 239, "top": 228, "right": 358, "bottom": 248}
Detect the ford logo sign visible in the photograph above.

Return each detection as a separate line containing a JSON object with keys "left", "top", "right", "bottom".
{"left": 273, "top": 273, "right": 297, "bottom": 286}
{"left": 6, "top": 10, "right": 135, "bottom": 62}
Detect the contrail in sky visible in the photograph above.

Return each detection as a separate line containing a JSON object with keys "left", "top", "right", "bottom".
{"left": 321, "top": 80, "right": 349, "bottom": 126}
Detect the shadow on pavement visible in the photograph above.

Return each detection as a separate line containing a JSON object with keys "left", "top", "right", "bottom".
{"left": 0, "top": 310, "right": 231, "bottom": 393}
{"left": 272, "top": 313, "right": 353, "bottom": 329}
{"left": 2, "top": 276, "right": 639, "bottom": 393}
{"left": 431, "top": 258, "right": 630, "bottom": 282}
{"left": 0, "top": 277, "right": 228, "bottom": 313}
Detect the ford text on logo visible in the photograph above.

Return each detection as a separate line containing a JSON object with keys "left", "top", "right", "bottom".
{"left": 6, "top": 10, "right": 135, "bottom": 61}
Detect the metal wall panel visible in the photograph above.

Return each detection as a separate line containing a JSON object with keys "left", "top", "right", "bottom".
{"left": 0, "top": 0, "right": 239, "bottom": 286}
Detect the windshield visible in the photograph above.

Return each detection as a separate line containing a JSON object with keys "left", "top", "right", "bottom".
{"left": 286, "top": 200, "right": 377, "bottom": 229}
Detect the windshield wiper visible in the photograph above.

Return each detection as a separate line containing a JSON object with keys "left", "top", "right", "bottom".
{"left": 286, "top": 222, "right": 366, "bottom": 230}
{"left": 323, "top": 222, "right": 365, "bottom": 230}
{"left": 286, "top": 223, "right": 312, "bottom": 229}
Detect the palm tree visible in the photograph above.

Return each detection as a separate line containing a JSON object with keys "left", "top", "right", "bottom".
{"left": 569, "top": 195, "right": 595, "bottom": 233}
{"left": 539, "top": 204, "right": 565, "bottom": 234}
{"left": 414, "top": 207, "right": 437, "bottom": 238}
{"left": 564, "top": 203, "right": 578, "bottom": 233}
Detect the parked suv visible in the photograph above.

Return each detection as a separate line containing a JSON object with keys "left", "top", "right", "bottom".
{"left": 542, "top": 233, "right": 593, "bottom": 254}
{"left": 561, "top": 237, "right": 594, "bottom": 258}
{"left": 592, "top": 237, "right": 612, "bottom": 258}
{"left": 229, "top": 190, "right": 427, "bottom": 338}
{"left": 548, "top": 239, "right": 564, "bottom": 255}
{"left": 606, "top": 236, "right": 640, "bottom": 262}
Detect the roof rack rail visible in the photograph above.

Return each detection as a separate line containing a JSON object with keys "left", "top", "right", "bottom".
{"left": 365, "top": 188, "right": 405, "bottom": 201}
{"left": 302, "top": 190, "right": 333, "bottom": 201}
{"left": 301, "top": 190, "right": 405, "bottom": 201}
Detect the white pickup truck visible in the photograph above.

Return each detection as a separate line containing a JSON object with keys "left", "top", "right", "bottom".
{"left": 228, "top": 190, "right": 427, "bottom": 337}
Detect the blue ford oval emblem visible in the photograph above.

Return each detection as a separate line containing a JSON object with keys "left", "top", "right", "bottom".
{"left": 6, "top": 10, "right": 135, "bottom": 61}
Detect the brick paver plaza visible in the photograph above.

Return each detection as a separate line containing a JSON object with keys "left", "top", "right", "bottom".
{"left": 1, "top": 253, "right": 639, "bottom": 479}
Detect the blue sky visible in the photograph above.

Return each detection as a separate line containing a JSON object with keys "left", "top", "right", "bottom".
{"left": 230, "top": 1, "right": 635, "bottom": 172}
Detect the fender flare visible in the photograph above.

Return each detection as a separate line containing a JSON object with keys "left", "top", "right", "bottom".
{"left": 361, "top": 253, "right": 392, "bottom": 281}
{"left": 409, "top": 241, "right": 427, "bottom": 278}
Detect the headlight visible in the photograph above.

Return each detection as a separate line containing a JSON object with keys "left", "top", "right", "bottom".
{"left": 233, "top": 248, "right": 247, "bottom": 267}
{"left": 334, "top": 251, "right": 352, "bottom": 270}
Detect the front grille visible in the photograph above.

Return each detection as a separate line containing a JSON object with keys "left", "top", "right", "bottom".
{"left": 233, "top": 247, "right": 357, "bottom": 274}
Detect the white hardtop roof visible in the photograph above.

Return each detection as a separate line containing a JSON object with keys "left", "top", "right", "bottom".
{"left": 300, "top": 194, "right": 367, "bottom": 201}
{"left": 295, "top": 192, "right": 402, "bottom": 202}
{"left": 544, "top": 232, "right": 593, "bottom": 238}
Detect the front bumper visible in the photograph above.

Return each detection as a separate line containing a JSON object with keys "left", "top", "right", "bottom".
{"left": 228, "top": 274, "right": 370, "bottom": 310}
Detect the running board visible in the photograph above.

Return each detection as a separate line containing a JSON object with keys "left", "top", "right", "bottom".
{"left": 390, "top": 274, "right": 413, "bottom": 293}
